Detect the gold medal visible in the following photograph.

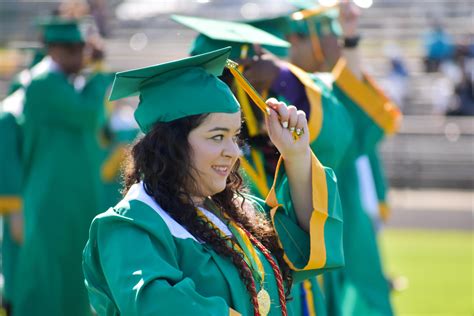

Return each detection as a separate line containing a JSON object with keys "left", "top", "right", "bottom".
{"left": 257, "top": 288, "right": 271, "bottom": 316}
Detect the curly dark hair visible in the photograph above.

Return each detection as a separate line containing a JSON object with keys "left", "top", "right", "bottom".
{"left": 122, "top": 114, "right": 293, "bottom": 302}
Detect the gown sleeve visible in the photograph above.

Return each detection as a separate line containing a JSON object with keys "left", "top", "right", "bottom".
{"left": 251, "top": 152, "right": 344, "bottom": 283}
{"left": 83, "top": 202, "right": 238, "bottom": 316}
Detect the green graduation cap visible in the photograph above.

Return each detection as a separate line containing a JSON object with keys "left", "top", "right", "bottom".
{"left": 245, "top": 15, "right": 292, "bottom": 57}
{"left": 109, "top": 47, "right": 240, "bottom": 133}
{"left": 37, "top": 17, "right": 84, "bottom": 44}
{"left": 171, "top": 15, "right": 290, "bottom": 59}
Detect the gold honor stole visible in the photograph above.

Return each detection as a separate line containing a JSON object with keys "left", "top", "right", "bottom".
{"left": 0, "top": 196, "right": 22, "bottom": 214}
{"left": 331, "top": 58, "right": 402, "bottom": 135}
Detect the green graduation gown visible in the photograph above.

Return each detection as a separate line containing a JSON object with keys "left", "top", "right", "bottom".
{"left": 12, "top": 58, "right": 110, "bottom": 316}
{"left": 83, "top": 153, "right": 344, "bottom": 315}
{"left": 1, "top": 59, "right": 40, "bottom": 306}
{"left": 326, "top": 59, "right": 401, "bottom": 316}
{"left": 240, "top": 59, "right": 400, "bottom": 316}
{"left": 239, "top": 62, "right": 354, "bottom": 316}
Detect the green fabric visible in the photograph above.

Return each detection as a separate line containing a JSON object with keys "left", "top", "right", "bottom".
{"left": 368, "top": 147, "right": 388, "bottom": 205}
{"left": 109, "top": 47, "right": 240, "bottom": 133}
{"left": 246, "top": 15, "right": 292, "bottom": 57}
{"left": 12, "top": 66, "right": 109, "bottom": 316}
{"left": 1, "top": 53, "right": 45, "bottom": 306}
{"left": 341, "top": 281, "right": 388, "bottom": 316}
{"left": 38, "top": 18, "right": 84, "bottom": 44}
{"left": 240, "top": 75, "right": 351, "bottom": 316}
{"left": 0, "top": 112, "right": 22, "bottom": 198}
{"left": 271, "top": 158, "right": 343, "bottom": 279}
{"left": 172, "top": 15, "right": 290, "bottom": 59}
{"left": 172, "top": 15, "right": 289, "bottom": 59}
{"left": 1, "top": 219, "right": 20, "bottom": 303}
{"left": 323, "top": 270, "right": 344, "bottom": 316}
{"left": 0, "top": 112, "right": 22, "bottom": 303}
{"left": 241, "top": 149, "right": 343, "bottom": 316}
{"left": 336, "top": 164, "right": 393, "bottom": 316}
{"left": 190, "top": 35, "right": 258, "bottom": 60}
{"left": 327, "top": 73, "right": 393, "bottom": 316}
{"left": 241, "top": 68, "right": 392, "bottom": 316}
{"left": 83, "top": 161, "right": 343, "bottom": 315}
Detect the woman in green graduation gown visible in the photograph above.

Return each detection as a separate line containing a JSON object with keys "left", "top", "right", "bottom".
{"left": 83, "top": 47, "right": 344, "bottom": 316}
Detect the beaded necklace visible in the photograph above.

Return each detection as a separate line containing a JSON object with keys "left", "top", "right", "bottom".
{"left": 196, "top": 201, "right": 287, "bottom": 316}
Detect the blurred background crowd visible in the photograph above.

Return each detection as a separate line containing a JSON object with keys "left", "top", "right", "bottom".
{"left": 0, "top": 0, "right": 472, "bottom": 315}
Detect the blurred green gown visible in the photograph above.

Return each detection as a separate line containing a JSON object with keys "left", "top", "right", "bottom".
{"left": 0, "top": 49, "right": 45, "bottom": 308}
{"left": 240, "top": 59, "right": 400, "bottom": 316}
{"left": 10, "top": 57, "right": 110, "bottom": 316}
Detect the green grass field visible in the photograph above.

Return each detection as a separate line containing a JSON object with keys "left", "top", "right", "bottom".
{"left": 380, "top": 229, "right": 473, "bottom": 316}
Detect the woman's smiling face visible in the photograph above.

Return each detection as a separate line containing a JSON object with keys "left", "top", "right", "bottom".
{"left": 187, "top": 111, "right": 242, "bottom": 201}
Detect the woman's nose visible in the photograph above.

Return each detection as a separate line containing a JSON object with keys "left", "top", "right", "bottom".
{"left": 223, "top": 139, "right": 241, "bottom": 158}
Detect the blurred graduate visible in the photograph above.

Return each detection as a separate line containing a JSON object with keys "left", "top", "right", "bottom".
{"left": 0, "top": 17, "right": 111, "bottom": 316}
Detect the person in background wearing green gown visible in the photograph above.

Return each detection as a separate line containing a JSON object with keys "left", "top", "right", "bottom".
{"left": 8, "top": 17, "right": 110, "bottom": 316}
{"left": 83, "top": 47, "right": 344, "bottom": 316}
{"left": 245, "top": 1, "right": 401, "bottom": 315}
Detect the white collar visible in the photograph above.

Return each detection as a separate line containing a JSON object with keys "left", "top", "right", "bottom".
{"left": 121, "top": 182, "right": 232, "bottom": 242}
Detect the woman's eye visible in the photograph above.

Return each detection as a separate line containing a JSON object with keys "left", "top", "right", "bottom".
{"left": 211, "top": 135, "right": 224, "bottom": 141}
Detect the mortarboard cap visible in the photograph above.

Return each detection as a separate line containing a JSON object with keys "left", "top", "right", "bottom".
{"left": 37, "top": 17, "right": 84, "bottom": 44}
{"left": 246, "top": 15, "right": 292, "bottom": 57}
{"left": 109, "top": 47, "right": 240, "bottom": 133}
{"left": 172, "top": 15, "right": 290, "bottom": 59}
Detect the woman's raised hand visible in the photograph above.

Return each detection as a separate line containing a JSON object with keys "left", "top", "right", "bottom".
{"left": 265, "top": 98, "right": 310, "bottom": 160}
